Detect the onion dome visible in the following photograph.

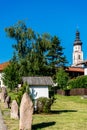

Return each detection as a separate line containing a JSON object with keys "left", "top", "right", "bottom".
{"left": 74, "top": 30, "right": 82, "bottom": 45}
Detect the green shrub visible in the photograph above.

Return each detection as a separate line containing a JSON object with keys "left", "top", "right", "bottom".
{"left": 68, "top": 75, "right": 87, "bottom": 89}
{"left": 37, "top": 97, "right": 54, "bottom": 113}
{"left": 16, "top": 82, "right": 30, "bottom": 106}
{"left": 56, "top": 68, "right": 70, "bottom": 90}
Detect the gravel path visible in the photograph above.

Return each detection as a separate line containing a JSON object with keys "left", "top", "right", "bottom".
{"left": 0, "top": 110, "right": 7, "bottom": 130}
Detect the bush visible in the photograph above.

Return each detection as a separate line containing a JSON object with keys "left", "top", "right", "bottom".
{"left": 68, "top": 75, "right": 87, "bottom": 89}
{"left": 16, "top": 82, "right": 30, "bottom": 106}
{"left": 36, "top": 97, "right": 54, "bottom": 113}
{"left": 49, "top": 90, "right": 55, "bottom": 98}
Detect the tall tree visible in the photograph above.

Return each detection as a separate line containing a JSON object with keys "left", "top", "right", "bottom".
{"left": 33, "top": 33, "right": 51, "bottom": 75}
{"left": 4, "top": 20, "right": 67, "bottom": 80}
{"left": 46, "top": 36, "right": 67, "bottom": 77}
{"left": 47, "top": 36, "right": 67, "bottom": 66}
{"left": 5, "top": 21, "right": 35, "bottom": 59}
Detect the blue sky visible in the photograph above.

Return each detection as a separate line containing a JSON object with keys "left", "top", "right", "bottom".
{"left": 0, "top": 0, "right": 87, "bottom": 65}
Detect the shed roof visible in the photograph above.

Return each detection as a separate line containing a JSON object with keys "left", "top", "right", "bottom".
{"left": 22, "top": 76, "right": 54, "bottom": 86}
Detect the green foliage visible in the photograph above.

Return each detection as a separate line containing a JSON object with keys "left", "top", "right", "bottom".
{"left": 2, "top": 58, "right": 20, "bottom": 90}
{"left": 37, "top": 97, "right": 54, "bottom": 113}
{"left": 5, "top": 20, "right": 67, "bottom": 78}
{"left": 56, "top": 68, "right": 69, "bottom": 90}
{"left": 68, "top": 75, "right": 87, "bottom": 89}
{"left": 47, "top": 36, "right": 67, "bottom": 67}
{"left": 16, "top": 82, "right": 30, "bottom": 106}
{"left": 5, "top": 21, "right": 34, "bottom": 59}
{"left": 46, "top": 36, "right": 67, "bottom": 77}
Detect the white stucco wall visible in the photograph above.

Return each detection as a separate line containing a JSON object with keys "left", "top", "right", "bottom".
{"left": 84, "top": 68, "right": 87, "bottom": 75}
{"left": 30, "top": 86, "right": 49, "bottom": 99}
{"left": 0, "top": 72, "right": 4, "bottom": 87}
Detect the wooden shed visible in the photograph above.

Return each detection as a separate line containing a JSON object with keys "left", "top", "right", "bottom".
{"left": 22, "top": 76, "right": 54, "bottom": 99}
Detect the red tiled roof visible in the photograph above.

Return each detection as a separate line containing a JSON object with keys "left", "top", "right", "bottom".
{"left": 65, "top": 67, "right": 84, "bottom": 73}
{"left": 0, "top": 62, "right": 9, "bottom": 71}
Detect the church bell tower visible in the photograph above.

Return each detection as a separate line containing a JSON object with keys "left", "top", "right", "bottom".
{"left": 72, "top": 30, "right": 83, "bottom": 67}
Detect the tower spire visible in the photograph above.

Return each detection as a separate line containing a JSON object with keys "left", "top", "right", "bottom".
{"left": 74, "top": 30, "right": 82, "bottom": 45}
{"left": 76, "top": 30, "right": 80, "bottom": 40}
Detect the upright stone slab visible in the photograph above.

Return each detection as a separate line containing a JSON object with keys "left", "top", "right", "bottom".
{"left": 1, "top": 87, "right": 7, "bottom": 102}
{"left": 11, "top": 100, "right": 19, "bottom": 119}
{"left": 19, "top": 92, "right": 33, "bottom": 130}
{"left": 0, "top": 92, "right": 1, "bottom": 101}
{"left": 5, "top": 96, "right": 11, "bottom": 108}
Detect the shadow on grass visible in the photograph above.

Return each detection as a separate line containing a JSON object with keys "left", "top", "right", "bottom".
{"left": 32, "top": 121, "right": 56, "bottom": 130}
{"left": 50, "top": 109, "right": 77, "bottom": 114}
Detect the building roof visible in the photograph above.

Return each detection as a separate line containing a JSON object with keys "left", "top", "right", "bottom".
{"left": 22, "top": 76, "right": 54, "bottom": 86}
{"left": 0, "top": 62, "right": 9, "bottom": 71}
{"left": 65, "top": 67, "right": 84, "bottom": 73}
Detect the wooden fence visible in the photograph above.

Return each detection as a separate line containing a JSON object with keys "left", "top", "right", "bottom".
{"left": 57, "top": 88, "right": 87, "bottom": 96}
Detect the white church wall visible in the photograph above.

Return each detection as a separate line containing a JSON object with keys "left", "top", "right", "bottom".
{"left": 84, "top": 68, "right": 87, "bottom": 75}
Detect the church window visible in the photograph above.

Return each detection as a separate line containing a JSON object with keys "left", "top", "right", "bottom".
{"left": 75, "top": 47, "right": 77, "bottom": 50}
{"left": 78, "top": 55, "right": 80, "bottom": 59}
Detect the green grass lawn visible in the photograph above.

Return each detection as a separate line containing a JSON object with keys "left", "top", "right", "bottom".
{"left": 32, "top": 95, "right": 87, "bottom": 130}
{"left": 1, "top": 94, "right": 87, "bottom": 130}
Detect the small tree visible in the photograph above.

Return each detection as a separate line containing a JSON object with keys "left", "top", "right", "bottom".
{"left": 2, "top": 55, "right": 20, "bottom": 90}
{"left": 56, "top": 68, "right": 69, "bottom": 90}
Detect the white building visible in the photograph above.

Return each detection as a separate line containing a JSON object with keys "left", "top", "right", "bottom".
{"left": 22, "top": 76, "right": 54, "bottom": 99}
{"left": 0, "top": 62, "right": 9, "bottom": 87}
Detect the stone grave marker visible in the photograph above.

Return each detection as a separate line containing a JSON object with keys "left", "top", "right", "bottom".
{"left": 19, "top": 92, "right": 33, "bottom": 130}
{"left": 11, "top": 100, "right": 19, "bottom": 119}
